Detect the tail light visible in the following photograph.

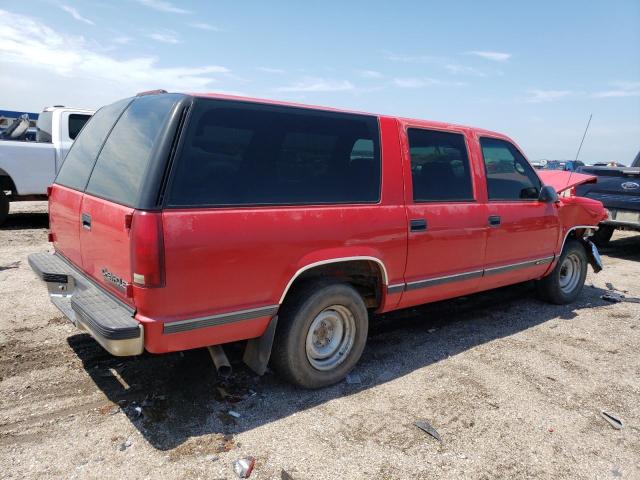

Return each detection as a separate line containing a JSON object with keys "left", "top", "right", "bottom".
{"left": 569, "top": 186, "right": 576, "bottom": 196}
{"left": 130, "top": 211, "right": 165, "bottom": 288}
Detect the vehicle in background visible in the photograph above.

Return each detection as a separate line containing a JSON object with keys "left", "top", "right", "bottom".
{"left": 593, "top": 161, "right": 626, "bottom": 167}
{"left": 530, "top": 160, "right": 545, "bottom": 170}
{"left": 576, "top": 150, "right": 640, "bottom": 245}
{"left": 542, "top": 160, "right": 585, "bottom": 172}
{"left": 0, "top": 106, "right": 93, "bottom": 225}
{"left": 29, "top": 92, "right": 605, "bottom": 388}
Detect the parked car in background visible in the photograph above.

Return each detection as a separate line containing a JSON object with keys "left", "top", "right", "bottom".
{"left": 29, "top": 91, "right": 605, "bottom": 388}
{"left": 0, "top": 106, "right": 93, "bottom": 225}
{"left": 576, "top": 151, "right": 640, "bottom": 245}
{"left": 543, "top": 160, "right": 585, "bottom": 172}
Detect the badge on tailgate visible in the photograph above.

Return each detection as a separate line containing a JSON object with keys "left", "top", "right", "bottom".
{"left": 101, "top": 268, "right": 129, "bottom": 292}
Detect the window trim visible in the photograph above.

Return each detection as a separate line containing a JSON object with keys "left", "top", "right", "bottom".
{"left": 163, "top": 98, "right": 383, "bottom": 209}
{"left": 405, "top": 126, "right": 476, "bottom": 204}
{"left": 479, "top": 135, "right": 542, "bottom": 203}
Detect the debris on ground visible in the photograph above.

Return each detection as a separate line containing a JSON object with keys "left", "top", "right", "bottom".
{"left": 118, "top": 438, "right": 133, "bottom": 451}
{"left": 228, "top": 410, "right": 241, "bottom": 418}
{"left": 233, "top": 457, "right": 256, "bottom": 478}
{"left": 345, "top": 373, "right": 361, "bottom": 384}
{"left": 0, "top": 261, "right": 20, "bottom": 271}
{"left": 601, "top": 293, "right": 623, "bottom": 303}
{"left": 281, "top": 469, "right": 295, "bottom": 480}
{"left": 414, "top": 420, "right": 442, "bottom": 442}
{"left": 601, "top": 411, "right": 624, "bottom": 430}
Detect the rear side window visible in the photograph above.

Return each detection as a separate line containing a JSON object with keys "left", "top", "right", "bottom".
{"left": 85, "top": 95, "right": 179, "bottom": 206}
{"left": 55, "top": 99, "right": 131, "bottom": 191}
{"left": 68, "top": 114, "right": 91, "bottom": 140}
{"left": 480, "top": 137, "right": 541, "bottom": 200}
{"left": 168, "top": 100, "right": 380, "bottom": 206}
{"left": 408, "top": 128, "right": 474, "bottom": 202}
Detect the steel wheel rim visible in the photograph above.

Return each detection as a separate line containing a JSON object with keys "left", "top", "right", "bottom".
{"left": 305, "top": 305, "right": 356, "bottom": 371}
{"left": 559, "top": 253, "right": 582, "bottom": 294}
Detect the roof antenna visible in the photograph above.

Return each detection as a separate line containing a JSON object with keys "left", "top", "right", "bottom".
{"left": 574, "top": 113, "right": 592, "bottom": 162}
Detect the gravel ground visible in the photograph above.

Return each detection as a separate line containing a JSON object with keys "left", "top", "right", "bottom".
{"left": 1, "top": 202, "right": 639, "bottom": 480}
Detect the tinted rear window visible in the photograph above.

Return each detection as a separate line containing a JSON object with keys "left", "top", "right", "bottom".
{"left": 408, "top": 128, "right": 474, "bottom": 202}
{"left": 68, "top": 114, "right": 91, "bottom": 140}
{"left": 85, "top": 94, "right": 179, "bottom": 206}
{"left": 55, "top": 99, "right": 131, "bottom": 191}
{"left": 168, "top": 99, "right": 380, "bottom": 206}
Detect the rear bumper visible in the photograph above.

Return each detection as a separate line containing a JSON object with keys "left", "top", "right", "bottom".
{"left": 602, "top": 208, "right": 640, "bottom": 230}
{"left": 28, "top": 252, "right": 144, "bottom": 356}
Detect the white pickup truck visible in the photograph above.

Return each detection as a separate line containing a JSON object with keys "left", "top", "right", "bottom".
{"left": 0, "top": 106, "right": 93, "bottom": 225}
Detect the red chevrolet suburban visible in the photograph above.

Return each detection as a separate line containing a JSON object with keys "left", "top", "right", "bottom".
{"left": 29, "top": 91, "right": 607, "bottom": 388}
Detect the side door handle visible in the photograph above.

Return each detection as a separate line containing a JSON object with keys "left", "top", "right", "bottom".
{"left": 488, "top": 215, "right": 501, "bottom": 227}
{"left": 82, "top": 213, "right": 92, "bottom": 231}
{"left": 410, "top": 218, "right": 428, "bottom": 232}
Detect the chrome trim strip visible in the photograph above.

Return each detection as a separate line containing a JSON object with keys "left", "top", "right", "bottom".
{"left": 163, "top": 305, "right": 279, "bottom": 334}
{"left": 387, "top": 283, "right": 405, "bottom": 294}
{"left": 484, "top": 256, "right": 554, "bottom": 276}
{"left": 278, "top": 256, "right": 389, "bottom": 304}
{"left": 405, "top": 269, "right": 483, "bottom": 291}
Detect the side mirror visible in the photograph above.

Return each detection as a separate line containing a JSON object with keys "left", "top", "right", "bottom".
{"left": 539, "top": 184, "right": 559, "bottom": 203}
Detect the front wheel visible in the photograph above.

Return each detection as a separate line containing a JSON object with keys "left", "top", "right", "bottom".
{"left": 537, "top": 239, "right": 588, "bottom": 304}
{"left": 271, "top": 281, "right": 368, "bottom": 389}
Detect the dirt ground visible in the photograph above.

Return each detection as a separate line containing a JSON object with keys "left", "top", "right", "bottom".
{"left": 1, "top": 201, "right": 639, "bottom": 480}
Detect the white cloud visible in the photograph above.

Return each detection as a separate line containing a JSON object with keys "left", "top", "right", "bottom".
{"left": 146, "top": 31, "right": 180, "bottom": 44}
{"left": 0, "top": 9, "right": 228, "bottom": 110}
{"left": 360, "top": 70, "right": 383, "bottom": 78}
{"left": 276, "top": 78, "right": 355, "bottom": 92}
{"left": 444, "top": 64, "right": 486, "bottom": 77}
{"left": 60, "top": 5, "right": 94, "bottom": 25}
{"left": 593, "top": 81, "right": 640, "bottom": 98}
{"left": 113, "top": 35, "right": 132, "bottom": 45}
{"left": 135, "top": 0, "right": 191, "bottom": 14}
{"left": 467, "top": 51, "right": 511, "bottom": 62}
{"left": 525, "top": 89, "right": 572, "bottom": 103}
{"left": 393, "top": 77, "right": 465, "bottom": 88}
{"left": 188, "top": 22, "right": 222, "bottom": 32}
{"left": 257, "top": 67, "right": 286, "bottom": 74}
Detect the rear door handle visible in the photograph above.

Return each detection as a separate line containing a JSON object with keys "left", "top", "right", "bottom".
{"left": 410, "top": 218, "right": 428, "bottom": 232}
{"left": 82, "top": 213, "right": 92, "bottom": 231}
{"left": 488, "top": 215, "right": 501, "bottom": 227}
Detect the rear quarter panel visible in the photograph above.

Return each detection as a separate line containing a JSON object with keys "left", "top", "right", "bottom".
{"left": 0, "top": 141, "right": 55, "bottom": 195}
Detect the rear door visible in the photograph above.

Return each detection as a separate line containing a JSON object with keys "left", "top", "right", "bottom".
{"left": 51, "top": 99, "right": 131, "bottom": 267}
{"left": 478, "top": 136, "right": 559, "bottom": 290}
{"left": 398, "top": 125, "right": 488, "bottom": 308}
{"left": 78, "top": 94, "right": 181, "bottom": 303}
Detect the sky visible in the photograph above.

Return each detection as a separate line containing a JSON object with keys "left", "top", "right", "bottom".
{"left": 1, "top": 0, "right": 639, "bottom": 164}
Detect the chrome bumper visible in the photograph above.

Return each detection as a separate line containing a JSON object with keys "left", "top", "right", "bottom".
{"left": 28, "top": 252, "right": 144, "bottom": 356}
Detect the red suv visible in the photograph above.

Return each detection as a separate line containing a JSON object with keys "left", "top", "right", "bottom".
{"left": 29, "top": 91, "right": 606, "bottom": 388}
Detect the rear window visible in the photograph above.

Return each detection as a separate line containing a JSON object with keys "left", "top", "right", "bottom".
{"left": 68, "top": 114, "right": 91, "bottom": 140}
{"left": 408, "top": 128, "right": 474, "bottom": 202}
{"left": 84, "top": 94, "right": 179, "bottom": 206}
{"left": 55, "top": 99, "right": 131, "bottom": 191}
{"left": 36, "top": 111, "right": 53, "bottom": 143}
{"left": 168, "top": 99, "right": 380, "bottom": 206}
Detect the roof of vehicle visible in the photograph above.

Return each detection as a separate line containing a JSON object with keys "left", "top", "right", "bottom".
{"left": 189, "top": 91, "right": 511, "bottom": 141}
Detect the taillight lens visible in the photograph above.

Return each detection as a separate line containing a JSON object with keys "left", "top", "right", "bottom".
{"left": 130, "top": 211, "right": 165, "bottom": 288}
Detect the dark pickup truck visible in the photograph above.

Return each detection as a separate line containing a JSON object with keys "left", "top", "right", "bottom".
{"left": 576, "top": 151, "right": 640, "bottom": 245}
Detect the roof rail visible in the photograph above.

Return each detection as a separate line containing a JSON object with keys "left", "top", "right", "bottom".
{"left": 136, "top": 89, "right": 168, "bottom": 96}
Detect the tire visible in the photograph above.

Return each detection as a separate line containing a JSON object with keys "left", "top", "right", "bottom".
{"left": 271, "top": 281, "right": 369, "bottom": 389}
{"left": 537, "top": 239, "right": 588, "bottom": 305}
{"left": 591, "top": 225, "right": 614, "bottom": 247}
{"left": 0, "top": 191, "right": 9, "bottom": 227}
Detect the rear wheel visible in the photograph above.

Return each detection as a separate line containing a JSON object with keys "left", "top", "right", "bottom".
{"left": 537, "top": 239, "right": 588, "bottom": 304}
{"left": 271, "top": 281, "right": 368, "bottom": 389}
{"left": 591, "top": 225, "right": 614, "bottom": 246}
{"left": 0, "top": 191, "right": 9, "bottom": 227}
